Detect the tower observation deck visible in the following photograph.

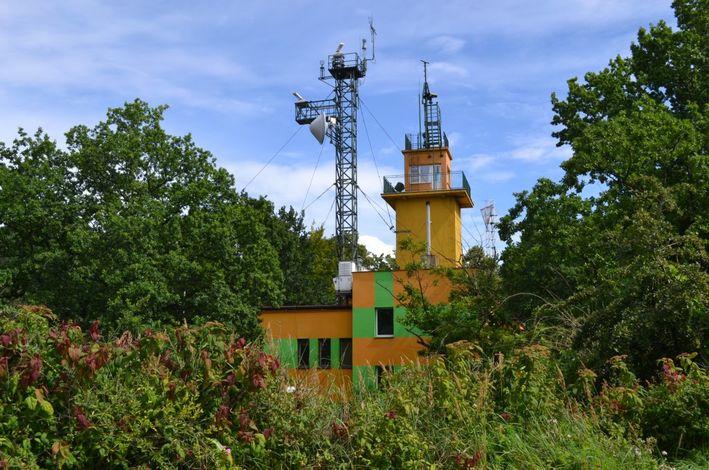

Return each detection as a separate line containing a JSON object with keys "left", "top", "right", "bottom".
{"left": 381, "top": 61, "right": 473, "bottom": 267}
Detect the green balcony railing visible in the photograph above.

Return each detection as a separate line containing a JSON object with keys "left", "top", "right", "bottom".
{"left": 382, "top": 171, "right": 471, "bottom": 200}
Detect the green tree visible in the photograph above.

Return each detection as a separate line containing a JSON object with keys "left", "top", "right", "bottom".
{"left": 499, "top": 0, "right": 708, "bottom": 377}
{"left": 0, "top": 100, "right": 283, "bottom": 335}
{"left": 243, "top": 195, "right": 339, "bottom": 305}
{"left": 399, "top": 244, "right": 517, "bottom": 355}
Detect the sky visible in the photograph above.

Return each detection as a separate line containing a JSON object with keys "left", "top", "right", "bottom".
{"left": 0, "top": 0, "right": 676, "bottom": 256}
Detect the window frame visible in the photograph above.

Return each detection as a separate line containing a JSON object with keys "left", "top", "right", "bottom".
{"left": 297, "top": 338, "right": 310, "bottom": 369}
{"left": 409, "top": 164, "right": 440, "bottom": 184}
{"left": 375, "top": 365, "right": 393, "bottom": 388}
{"left": 318, "top": 338, "right": 331, "bottom": 369}
{"left": 339, "top": 338, "right": 352, "bottom": 369}
{"left": 375, "top": 307, "right": 394, "bottom": 338}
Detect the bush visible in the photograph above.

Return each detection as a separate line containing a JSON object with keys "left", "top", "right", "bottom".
{"left": 0, "top": 304, "right": 280, "bottom": 468}
{"left": 2, "top": 305, "right": 705, "bottom": 468}
{"left": 591, "top": 353, "right": 709, "bottom": 458}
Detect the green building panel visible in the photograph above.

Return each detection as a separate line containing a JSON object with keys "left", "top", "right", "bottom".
{"left": 354, "top": 306, "right": 419, "bottom": 339}
{"left": 331, "top": 338, "right": 340, "bottom": 369}
{"left": 276, "top": 338, "right": 297, "bottom": 369}
{"left": 374, "top": 271, "right": 394, "bottom": 307}
{"left": 393, "top": 306, "right": 422, "bottom": 338}
{"left": 272, "top": 337, "right": 350, "bottom": 370}
{"left": 353, "top": 365, "right": 377, "bottom": 390}
{"left": 353, "top": 307, "right": 376, "bottom": 338}
{"left": 309, "top": 338, "right": 318, "bottom": 368}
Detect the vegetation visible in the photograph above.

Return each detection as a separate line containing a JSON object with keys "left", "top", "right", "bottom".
{"left": 0, "top": 0, "right": 706, "bottom": 467}
{"left": 405, "top": 0, "right": 707, "bottom": 381}
{"left": 1, "top": 305, "right": 706, "bottom": 468}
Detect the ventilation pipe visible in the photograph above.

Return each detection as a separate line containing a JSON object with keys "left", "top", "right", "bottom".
{"left": 426, "top": 201, "right": 431, "bottom": 257}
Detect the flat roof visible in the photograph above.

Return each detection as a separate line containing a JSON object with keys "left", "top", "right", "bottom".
{"left": 261, "top": 304, "right": 351, "bottom": 312}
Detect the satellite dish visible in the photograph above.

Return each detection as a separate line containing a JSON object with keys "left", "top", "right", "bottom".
{"left": 309, "top": 113, "right": 330, "bottom": 144}
{"left": 394, "top": 182, "right": 405, "bottom": 192}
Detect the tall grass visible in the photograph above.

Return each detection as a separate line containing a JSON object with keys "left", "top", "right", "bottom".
{"left": 1, "top": 305, "right": 705, "bottom": 468}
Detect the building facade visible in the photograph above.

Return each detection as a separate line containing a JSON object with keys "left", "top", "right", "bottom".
{"left": 260, "top": 74, "right": 473, "bottom": 389}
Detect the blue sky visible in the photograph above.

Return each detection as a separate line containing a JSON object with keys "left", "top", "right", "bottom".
{"left": 0, "top": 0, "right": 676, "bottom": 255}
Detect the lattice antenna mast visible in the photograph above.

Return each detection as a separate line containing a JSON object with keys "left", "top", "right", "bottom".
{"left": 420, "top": 60, "right": 444, "bottom": 149}
{"left": 481, "top": 201, "right": 498, "bottom": 259}
{"left": 293, "top": 21, "right": 376, "bottom": 263}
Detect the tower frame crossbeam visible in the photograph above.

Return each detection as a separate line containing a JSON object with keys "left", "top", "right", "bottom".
{"left": 294, "top": 44, "right": 373, "bottom": 263}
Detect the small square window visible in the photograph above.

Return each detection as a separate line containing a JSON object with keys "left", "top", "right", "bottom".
{"left": 340, "top": 338, "right": 352, "bottom": 369}
{"left": 318, "top": 338, "right": 331, "bottom": 369}
{"left": 297, "top": 338, "right": 309, "bottom": 369}
{"left": 376, "top": 308, "right": 394, "bottom": 337}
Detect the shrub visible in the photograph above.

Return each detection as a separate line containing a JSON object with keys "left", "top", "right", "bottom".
{"left": 2, "top": 304, "right": 703, "bottom": 467}
{"left": 0, "top": 304, "right": 280, "bottom": 468}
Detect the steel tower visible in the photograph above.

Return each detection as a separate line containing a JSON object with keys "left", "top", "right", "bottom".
{"left": 294, "top": 24, "right": 375, "bottom": 262}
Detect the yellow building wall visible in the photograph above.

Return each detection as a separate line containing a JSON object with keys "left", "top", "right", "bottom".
{"left": 391, "top": 269, "right": 454, "bottom": 305}
{"left": 261, "top": 308, "right": 352, "bottom": 340}
{"left": 393, "top": 196, "right": 462, "bottom": 266}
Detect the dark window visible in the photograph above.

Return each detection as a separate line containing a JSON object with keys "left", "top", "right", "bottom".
{"left": 376, "top": 365, "right": 393, "bottom": 388}
{"left": 318, "top": 338, "right": 331, "bottom": 369}
{"left": 376, "top": 307, "right": 394, "bottom": 337}
{"left": 297, "top": 339, "right": 309, "bottom": 369}
{"left": 340, "top": 338, "right": 352, "bottom": 369}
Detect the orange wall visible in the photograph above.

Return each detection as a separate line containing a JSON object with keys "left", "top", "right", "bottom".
{"left": 352, "top": 337, "right": 427, "bottom": 366}
{"left": 392, "top": 270, "right": 453, "bottom": 305}
{"left": 261, "top": 308, "right": 352, "bottom": 339}
{"left": 352, "top": 271, "right": 375, "bottom": 308}
{"left": 403, "top": 148, "right": 452, "bottom": 190}
{"left": 286, "top": 368, "right": 353, "bottom": 391}
{"left": 351, "top": 269, "right": 454, "bottom": 307}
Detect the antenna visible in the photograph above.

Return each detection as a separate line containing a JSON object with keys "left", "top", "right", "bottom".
{"left": 292, "top": 21, "right": 376, "bottom": 265}
{"left": 418, "top": 60, "right": 444, "bottom": 149}
{"left": 481, "top": 200, "right": 498, "bottom": 259}
{"left": 368, "top": 16, "right": 376, "bottom": 62}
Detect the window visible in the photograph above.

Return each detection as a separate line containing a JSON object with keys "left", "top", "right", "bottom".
{"left": 339, "top": 338, "right": 352, "bottom": 369}
{"left": 376, "top": 308, "right": 394, "bottom": 337}
{"left": 318, "top": 338, "right": 331, "bottom": 369}
{"left": 297, "top": 339, "right": 309, "bottom": 369}
{"left": 409, "top": 164, "right": 441, "bottom": 185}
{"left": 376, "top": 365, "right": 393, "bottom": 388}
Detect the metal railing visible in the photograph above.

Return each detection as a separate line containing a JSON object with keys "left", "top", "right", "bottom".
{"left": 325, "top": 52, "right": 366, "bottom": 79}
{"left": 295, "top": 99, "right": 336, "bottom": 124}
{"left": 404, "top": 132, "right": 449, "bottom": 150}
{"left": 382, "top": 171, "right": 470, "bottom": 198}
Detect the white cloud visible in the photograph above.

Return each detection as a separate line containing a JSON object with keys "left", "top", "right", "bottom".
{"left": 461, "top": 154, "right": 495, "bottom": 170}
{"left": 429, "top": 61, "right": 468, "bottom": 79}
{"left": 0, "top": 1, "right": 267, "bottom": 116}
{"left": 360, "top": 235, "right": 394, "bottom": 257}
{"left": 508, "top": 136, "right": 572, "bottom": 163}
{"left": 447, "top": 131, "right": 463, "bottom": 148}
{"left": 227, "top": 155, "right": 398, "bottom": 241}
{"left": 428, "top": 35, "right": 465, "bottom": 55}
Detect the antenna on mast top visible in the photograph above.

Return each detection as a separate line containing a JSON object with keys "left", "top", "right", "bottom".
{"left": 419, "top": 60, "right": 443, "bottom": 148}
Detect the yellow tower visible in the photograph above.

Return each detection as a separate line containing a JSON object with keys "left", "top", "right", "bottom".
{"left": 381, "top": 63, "right": 473, "bottom": 267}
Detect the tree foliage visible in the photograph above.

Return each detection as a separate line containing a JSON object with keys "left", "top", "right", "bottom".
{"left": 0, "top": 100, "right": 289, "bottom": 334}
{"left": 498, "top": 0, "right": 707, "bottom": 377}
{"left": 0, "top": 100, "right": 394, "bottom": 333}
